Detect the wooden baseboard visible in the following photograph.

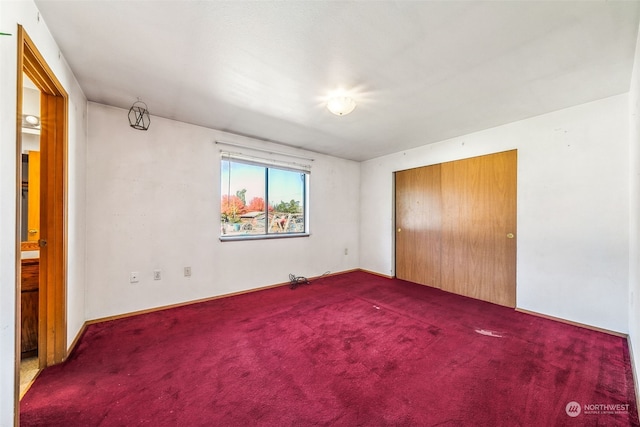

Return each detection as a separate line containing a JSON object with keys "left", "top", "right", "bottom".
{"left": 358, "top": 268, "right": 394, "bottom": 279}
{"left": 85, "top": 269, "right": 364, "bottom": 326}
{"left": 67, "top": 268, "right": 633, "bottom": 400}
{"left": 65, "top": 322, "right": 88, "bottom": 361}
{"left": 516, "top": 308, "right": 627, "bottom": 338}
{"left": 312, "top": 269, "right": 360, "bottom": 279}
{"left": 75, "top": 270, "right": 627, "bottom": 341}
{"left": 86, "top": 283, "right": 288, "bottom": 326}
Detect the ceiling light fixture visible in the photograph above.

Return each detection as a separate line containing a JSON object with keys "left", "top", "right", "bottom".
{"left": 327, "top": 96, "right": 356, "bottom": 116}
{"left": 22, "top": 114, "right": 41, "bottom": 129}
{"left": 128, "top": 99, "right": 151, "bottom": 131}
{"left": 25, "top": 115, "right": 40, "bottom": 126}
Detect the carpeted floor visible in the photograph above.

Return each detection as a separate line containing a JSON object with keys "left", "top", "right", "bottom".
{"left": 20, "top": 271, "right": 639, "bottom": 426}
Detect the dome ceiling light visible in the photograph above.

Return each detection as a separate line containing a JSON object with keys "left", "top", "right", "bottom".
{"left": 327, "top": 96, "right": 356, "bottom": 116}
{"left": 25, "top": 115, "right": 40, "bottom": 126}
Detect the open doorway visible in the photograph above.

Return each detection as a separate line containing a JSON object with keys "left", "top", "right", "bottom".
{"left": 16, "top": 26, "right": 68, "bottom": 401}
{"left": 19, "top": 74, "right": 41, "bottom": 396}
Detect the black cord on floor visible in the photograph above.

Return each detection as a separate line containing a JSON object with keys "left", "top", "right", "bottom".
{"left": 289, "top": 273, "right": 310, "bottom": 290}
{"left": 289, "top": 271, "right": 332, "bottom": 290}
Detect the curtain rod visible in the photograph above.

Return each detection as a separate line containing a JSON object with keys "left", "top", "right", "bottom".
{"left": 221, "top": 151, "right": 311, "bottom": 172}
{"left": 215, "top": 140, "right": 315, "bottom": 162}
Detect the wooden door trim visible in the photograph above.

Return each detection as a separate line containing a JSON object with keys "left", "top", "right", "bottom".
{"left": 16, "top": 25, "right": 68, "bottom": 372}
{"left": 14, "top": 24, "right": 24, "bottom": 425}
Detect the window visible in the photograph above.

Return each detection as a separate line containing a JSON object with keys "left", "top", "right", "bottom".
{"left": 220, "top": 153, "right": 309, "bottom": 240}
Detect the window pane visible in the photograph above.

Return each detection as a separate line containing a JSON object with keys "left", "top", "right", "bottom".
{"left": 267, "top": 168, "right": 305, "bottom": 233}
{"left": 220, "top": 157, "right": 308, "bottom": 239}
{"left": 220, "top": 160, "right": 266, "bottom": 236}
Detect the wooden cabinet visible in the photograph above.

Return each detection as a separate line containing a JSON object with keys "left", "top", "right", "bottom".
{"left": 21, "top": 258, "right": 39, "bottom": 358}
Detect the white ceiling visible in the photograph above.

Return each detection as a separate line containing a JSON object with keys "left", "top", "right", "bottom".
{"left": 35, "top": 0, "right": 640, "bottom": 161}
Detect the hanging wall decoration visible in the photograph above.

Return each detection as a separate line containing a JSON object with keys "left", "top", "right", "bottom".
{"left": 128, "top": 99, "right": 151, "bottom": 130}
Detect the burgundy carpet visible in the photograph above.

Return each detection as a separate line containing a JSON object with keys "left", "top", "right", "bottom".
{"left": 21, "top": 271, "right": 639, "bottom": 426}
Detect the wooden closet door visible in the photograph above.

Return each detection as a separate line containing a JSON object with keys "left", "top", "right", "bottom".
{"left": 395, "top": 164, "right": 442, "bottom": 288}
{"left": 441, "top": 150, "right": 517, "bottom": 307}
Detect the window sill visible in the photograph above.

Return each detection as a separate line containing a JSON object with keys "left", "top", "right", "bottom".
{"left": 219, "top": 233, "right": 310, "bottom": 242}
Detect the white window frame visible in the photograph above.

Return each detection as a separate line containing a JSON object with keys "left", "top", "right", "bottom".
{"left": 219, "top": 151, "right": 310, "bottom": 241}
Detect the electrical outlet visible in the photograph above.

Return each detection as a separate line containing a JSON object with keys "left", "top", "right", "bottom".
{"left": 130, "top": 272, "right": 140, "bottom": 283}
{"left": 344, "top": 248, "right": 348, "bottom": 255}
{"left": 184, "top": 266, "right": 191, "bottom": 277}
{"left": 153, "top": 269, "right": 161, "bottom": 280}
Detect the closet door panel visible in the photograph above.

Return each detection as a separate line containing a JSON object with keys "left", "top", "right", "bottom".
{"left": 441, "top": 150, "right": 517, "bottom": 307}
{"left": 395, "top": 165, "right": 442, "bottom": 288}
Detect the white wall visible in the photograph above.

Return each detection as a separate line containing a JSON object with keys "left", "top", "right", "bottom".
{"left": 360, "top": 94, "right": 630, "bottom": 333}
{"left": 628, "top": 18, "right": 640, "bottom": 401}
{"left": 0, "top": 1, "right": 87, "bottom": 426}
{"left": 0, "top": 4, "right": 635, "bottom": 426}
{"left": 85, "top": 103, "right": 360, "bottom": 320}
